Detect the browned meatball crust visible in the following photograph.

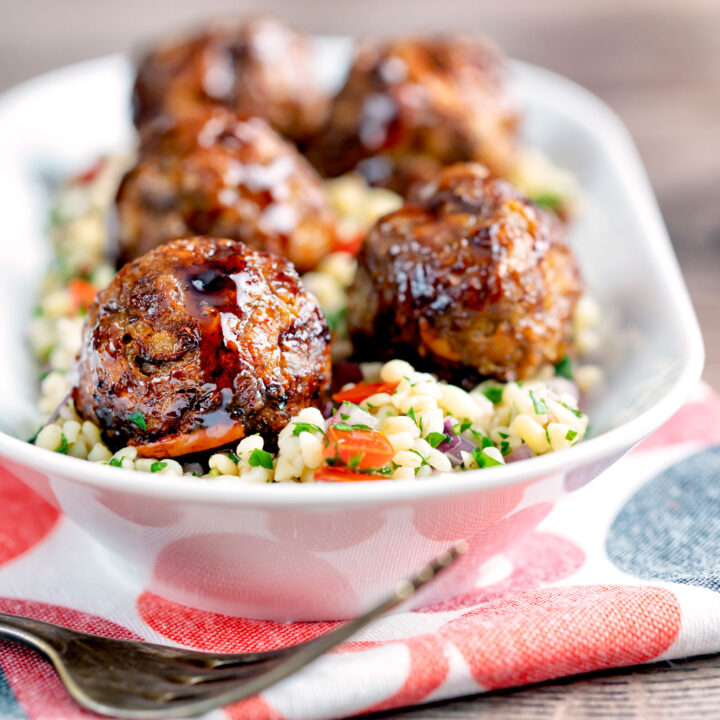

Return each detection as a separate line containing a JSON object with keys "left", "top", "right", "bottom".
{"left": 307, "top": 35, "right": 519, "bottom": 195}
{"left": 347, "top": 163, "right": 582, "bottom": 382}
{"left": 132, "top": 15, "right": 330, "bottom": 142}
{"left": 115, "top": 108, "right": 335, "bottom": 271}
{"left": 73, "top": 237, "right": 331, "bottom": 457}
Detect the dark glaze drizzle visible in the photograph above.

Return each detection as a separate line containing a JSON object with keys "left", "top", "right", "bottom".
{"left": 73, "top": 237, "right": 331, "bottom": 455}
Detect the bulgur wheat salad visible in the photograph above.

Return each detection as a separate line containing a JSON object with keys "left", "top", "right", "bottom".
{"left": 29, "top": 156, "right": 601, "bottom": 483}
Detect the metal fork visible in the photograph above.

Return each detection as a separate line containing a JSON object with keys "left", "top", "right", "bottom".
{"left": 0, "top": 542, "right": 466, "bottom": 718}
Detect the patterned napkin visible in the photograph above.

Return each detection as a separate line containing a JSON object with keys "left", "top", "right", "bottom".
{"left": 1, "top": 384, "right": 720, "bottom": 720}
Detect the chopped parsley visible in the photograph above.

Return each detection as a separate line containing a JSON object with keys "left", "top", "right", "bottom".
{"left": 360, "top": 466, "right": 393, "bottom": 476}
{"left": 28, "top": 426, "right": 42, "bottom": 444}
{"left": 554, "top": 354, "right": 574, "bottom": 380}
{"left": 108, "top": 457, "right": 122, "bottom": 467}
{"left": 566, "top": 429, "right": 578, "bottom": 442}
{"left": 407, "top": 407, "right": 423, "bottom": 434}
{"left": 482, "top": 384, "right": 504, "bottom": 404}
{"left": 545, "top": 426, "right": 551, "bottom": 445}
{"left": 129, "top": 411, "right": 146, "bottom": 431}
{"left": 500, "top": 440, "right": 511, "bottom": 456}
{"left": 347, "top": 453, "right": 365, "bottom": 469}
{"left": 498, "top": 431, "right": 509, "bottom": 439}
{"left": 426, "top": 432, "right": 449, "bottom": 448}
{"left": 248, "top": 448, "right": 274, "bottom": 469}
{"left": 325, "top": 306, "right": 347, "bottom": 333}
{"left": 333, "top": 422, "right": 373, "bottom": 432}
{"left": 533, "top": 193, "right": 563, "bottom": 212}
{"left": 452, "top": 419, "right": 473, "bottom": 434}
{"left": 409, "top": 448, "right": 429, "bottom": 466}
{"left": 292, "top": 421, "right": 324, "bottom": 436}
{"left": 529, "top": 390, "right": 548, "bottom": 416}
{"left": 560, "top": 401, "right": 583, "bottom": 418}
{"left": 57, "top": 433, "right": 69, "bottom": 455}
{"left": 472, "top": 447, "right": 502, "bottom": 468}
{"left": 150, "top": 461, "right": 167, "bottom": 473}
{"left": 228, "top": 451, "right": 240, "bottom": 464}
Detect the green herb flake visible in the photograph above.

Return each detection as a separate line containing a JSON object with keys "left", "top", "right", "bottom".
{"left": 359, "top": 466, "right": 393, "bottom": 476}
{"left": 57, "top": 433, "right": 69, "bottom": 455}
{"left": 333, "top": 422, "right": 372, "bottom": 432}
{"left": 108, "top": 457, "right": 122, "bottom": 467}
{"left": 248, "top": 448, "right": 274, "bottom": 469}
{"left": 129, "top": 411, "right": 146, "bottom": 431}
{"left": 292, "top": 421, "right": 324, "bottom": 436}
{"left": 409, "top": 448, "right": 429, "bottom": 466}
{"left": 545, "top": 426, "right": 551, "bottom": 445}
{"left": 453, "top": 419, "right": 473, "bottom": 434}
{"left": 529, "top": 390, "right": 548, "bottom": 416}
{"left": 340, "top": 413, "right": 350, "bottom": 420}
{"left": 533, "top": 193, "right": 563, "bottom": 212}
{"left": 560, "top": 401, "right": 584, "bottom": 418}
{"left": 554, "top": 354, "right": 574, "bottom": 380}
{"left": 472, "top": 447, "right": 502, "bottom": 468}
{"left": 150, "top": 461, "right": 167, "bottom": 473}
{"left": 501, "top": 440, "right": 511, "bottom": 456}
{"left": 325, "top": 306, "right": 347, "bottom": 333}
{"left": 28, "top": 426, "right": 42, "bottom": 444}
{"left": 482, "top": 385, "right": 504, "bottom": 404}
{"left": 426, "top": 432, "right": 449, "bottom": 448}
{"left": 566, "top": 429, "right": 578, "bottom": 442}
{"left": 347, "top": 452, "right": 365, "bottom": 469}
{"left": 498, "top": 431, "right": 509, "bottom": 439}
{"left": 228, "top": 451, "right": 240, "bottom": 464}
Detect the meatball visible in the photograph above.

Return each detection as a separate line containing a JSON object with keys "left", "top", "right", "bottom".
{"left": 307, "top": 35, "right": 519, "bottom": 196}
{"left": 73, "top": 237, "right": 331, "bottom": 457}
{"left": 132, "top": 15, "right": 329, "bottom": 142}
{"left": 347, "top": 163, "right": 582, "bottom": 382}
{"left": 115, "top": 108, "right": 335, "bottom": 271}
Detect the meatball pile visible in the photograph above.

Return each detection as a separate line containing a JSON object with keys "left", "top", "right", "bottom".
{"left": 347, "top": 163, "right": 582, "bottom": 382}
{"left": 73, "top": 237, "right": 331, "bottom": 457}
{"left": 307, "top": 35, "right": 519, "bottom": 195}
{"left": 132, "top": 15, "right": 330, "bottom": 142}
{"left": 115, "top": 108, "right": 335, "bottom": 271}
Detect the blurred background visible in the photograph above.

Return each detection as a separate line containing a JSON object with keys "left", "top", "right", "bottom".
{"left": 1, "top": 0, "right": 718, "bottom": 386}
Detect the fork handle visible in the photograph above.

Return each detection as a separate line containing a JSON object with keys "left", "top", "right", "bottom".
{"left": 0, "top": 611, "right": 68, "bottom": 654}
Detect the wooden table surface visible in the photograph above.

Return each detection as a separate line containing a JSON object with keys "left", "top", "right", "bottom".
{"left": 2, "top": 1, "right": 719, "bottom": 717}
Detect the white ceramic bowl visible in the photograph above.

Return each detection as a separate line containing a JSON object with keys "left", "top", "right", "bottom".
{"left": 0, "top": 40, "right": 704, "bottom": 621}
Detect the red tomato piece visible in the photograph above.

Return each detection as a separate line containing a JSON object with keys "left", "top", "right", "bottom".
{"left": 332, "top": 381, "right": 399, "bottom": 404}
{"left": 323, "top": 426, "right": 395, "bottom": 470}
{"left": 68, "top": 278, "right": 98, "bottom": 313}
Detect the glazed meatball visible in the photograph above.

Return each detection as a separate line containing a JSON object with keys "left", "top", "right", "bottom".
{"left": 307, "top": 35, "right": 519, "bottom": 195}
{"left": 132, "top": 15, "right": 330, "bottom": 142}
{"left": 347, "top": 163, "right": 582, "bottom": 382}
{"left": 115, "top": 108, "right": 335, "bottom": 271}
{"left": 73, "top": 237, "right": 331, "bottom": 457}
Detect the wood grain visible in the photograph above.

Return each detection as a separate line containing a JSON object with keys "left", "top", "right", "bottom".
{"left": 1, "top": 1, "right": 719, "bottom": 716}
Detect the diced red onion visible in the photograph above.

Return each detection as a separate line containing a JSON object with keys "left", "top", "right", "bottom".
{"left": 438, "top": 419, "right": 476, "bottom": 467}
{"left": 505, "top": 444, "right": 532, "bottom": 463}
{"left": 328, "top": 402, "right": 380, "bottom": 430}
